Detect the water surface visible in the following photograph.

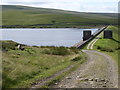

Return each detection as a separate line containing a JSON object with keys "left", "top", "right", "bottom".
{"left": 1, "top": 28, "right": 98, "bottom": 47}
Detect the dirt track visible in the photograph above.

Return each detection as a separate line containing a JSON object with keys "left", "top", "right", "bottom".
{"left": 52, "top": 50, "right": 118, "bottom": 88}
{"left": 31, "top": 31, "right": 118, "bottom": 88}
{"left": 87, "top": 33, "right": 103, "bottom": 50}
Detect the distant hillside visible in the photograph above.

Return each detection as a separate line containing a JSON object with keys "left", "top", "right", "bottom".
{"left": 2, "top": 5, "right": 118, "bottom": 28}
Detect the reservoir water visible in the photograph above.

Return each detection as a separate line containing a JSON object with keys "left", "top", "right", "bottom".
{"left": 1, "top": 28, "right": 98, "bottom": 47}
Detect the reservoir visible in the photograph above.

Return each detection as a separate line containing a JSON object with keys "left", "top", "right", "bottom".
{"left": 1, "top": 28, "right": 98, "bottom": 47}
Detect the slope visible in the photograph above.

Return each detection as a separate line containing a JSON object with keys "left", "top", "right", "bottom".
{"left": 2, "top": 5, "right": 118, "bottom": 28}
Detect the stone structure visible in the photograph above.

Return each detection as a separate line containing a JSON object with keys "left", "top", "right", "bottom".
{"left": 83, "top": 30, "right": 91, "bottom": 41}
{"left": 104, "top": 30, "right": 112, "bottom": 39}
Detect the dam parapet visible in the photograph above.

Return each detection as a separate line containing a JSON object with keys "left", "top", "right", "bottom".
{"left": 73, "top": 27, "right": 107, "bottom": 49}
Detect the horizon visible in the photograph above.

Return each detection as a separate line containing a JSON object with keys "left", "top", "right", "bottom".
{"left": 1, "top": 0, "right": 119, "bottom": 13}
{"left": 2, "top": 4, "right": 119, "bottom": 14}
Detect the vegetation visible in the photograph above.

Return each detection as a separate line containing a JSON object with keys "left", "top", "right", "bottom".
{"left": 2, "top": 5, "right": 118, "bottom": 28}
{"left": 93, "top": 25, "right": 120, "bottom": 75}
{"left": 1, "top": 40, "right": 85, "bottom": 88}
{"left": 1, "top": 40, "right": 22, "bottom": 51}
{"left": 43, "top": 46, "right": 71, "bottom": 56}
{"left": 71, "top": 56, "right": 83, "bottom": 61}
{"left": 94, "top": 25, "right": 119, "bottom": 63}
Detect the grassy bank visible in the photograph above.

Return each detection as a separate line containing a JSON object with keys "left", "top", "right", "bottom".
{"left": 93, "top": 26, "right": 119, "bottom": 72}
{"left": 2, "top": 5, "right": 118, "bottom": 28}
{"left": 94, "top": 26, "right": 119, "bottom": 61}
{"left": 1, "top": 40, "right": 86, "bottom": 88}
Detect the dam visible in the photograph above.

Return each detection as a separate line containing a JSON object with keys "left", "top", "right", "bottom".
{"left": 74, "top": 27, "right": 107, "bottom": 48}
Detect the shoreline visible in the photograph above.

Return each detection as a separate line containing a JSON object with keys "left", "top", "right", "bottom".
{"left": 1, "top": 25, "right": 109, "bottom": 29}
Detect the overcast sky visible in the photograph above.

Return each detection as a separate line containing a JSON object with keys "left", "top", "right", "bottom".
{"left": 1, "top": 0, "right": 119, "bottom": 13}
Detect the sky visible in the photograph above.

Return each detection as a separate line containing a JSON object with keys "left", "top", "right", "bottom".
{"left": 1, "top": 0, "right": 119, "bottom": 13}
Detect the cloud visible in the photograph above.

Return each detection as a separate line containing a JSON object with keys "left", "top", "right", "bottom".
{"left": 1, "top": 0, "right": 119, "bottom": 3}
{"left": 1, "top": 0, "right": 119, "bottom": 13}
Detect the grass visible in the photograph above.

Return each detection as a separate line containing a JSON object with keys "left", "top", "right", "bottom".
{"left": 43, "top": 46, "right": 71, "bottom": 56}
{"left": 1, "top": 40, "right": 20, "bottom": 51}
{"left": 94, "top": 26, "right": 119, "bottom": 55}
{"left": 2, "top": 5, "right": 118, "bottom": 28}
{"left": 95, "top": 39, "right": 119, "bottom": 52}
{"left": 93, "top": 25, "right": 119, "bottom": 71}
{"left": 0, "top": 51, "right": 2, "bottom": 89}
{"left": 1, "top": 40, "right": 86, "bottom": 88}
{"left": 94, "top": 26, "right": 119, "bottom": 50}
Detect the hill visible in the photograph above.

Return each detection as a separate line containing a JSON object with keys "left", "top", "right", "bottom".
{"left": 1, "top": 5, "right": 118, "bottom": 28}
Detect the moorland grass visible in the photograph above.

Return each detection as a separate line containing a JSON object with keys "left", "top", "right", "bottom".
{"left": 2, "top": 5, "right": 118, "bottom": 28}
{"left": 1, "top": 40, "right": 85, "bottom": 88}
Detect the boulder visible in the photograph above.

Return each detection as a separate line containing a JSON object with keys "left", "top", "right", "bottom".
{"left": 66, "top": 77, "right": 71, "bottom": 79}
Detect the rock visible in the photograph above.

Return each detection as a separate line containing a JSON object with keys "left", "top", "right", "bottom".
{"left": 115, "top": 85, "right": 118, "bottom": 88}
{"left": 88, "top": 79, "right": 93, "bottom": 81}
{"left": 97, "top": 83, "right": 102, "bottom": 85}
{"left": 77, "top": 76, "right": 80, "bottom": 78}
{"left": 55, "top": 83, "right": 58, "bottom": 85}
{"left": 89, "top": 81, "right": 94, "bottom": 85}
{"left": 66, "top": 77, "right": 71, "bottom": 79}
{"left": 102, "top": 85, "right": 107, "bottom": 87}
{"left": 84, "top": 78, "right": 88, "bottom": 81}
{"left": 104, "top": 82, "right": 107, "bottom": 84}
{"left": 92, "top": 86, "right": 97, "bottom": 88}
{"left": 95, "top": 78, "right": 100, "bottom": 82}
{"left": 101, "top": 79, "right": 105, "bottom": 82}
{"left": 92, "top": 85, "right": 96, "bottom": 88}
{"left": 106, "top": 80, "right": 109, "bottom": 82}
{"left": 59, "top": 85, "right": 63, "bottom": 87}
{"left": 95, "top": 78, "right": 99, "bottom": 80}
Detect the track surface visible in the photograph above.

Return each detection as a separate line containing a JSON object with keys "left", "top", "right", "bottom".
{"left": 31, "top": 31, "right": 118, "bottom": 88}
{"left": 87, "top": 33, "right": 102, "bottom": 50}
{"left": 52, "top": 32, "right": 118, "bottom": 88}
{"left": 53, "top": 50, "right": 118, "bottom": 88}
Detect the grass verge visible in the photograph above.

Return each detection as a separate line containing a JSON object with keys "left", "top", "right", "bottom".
{"left": 93, "top": 25, "right": 119, "bottom": 72}
{"left": 1, "top": 40, "right": 86, "bottom": 88}
{"left": 42, "top": 53, "right": 87, "bottom": 88}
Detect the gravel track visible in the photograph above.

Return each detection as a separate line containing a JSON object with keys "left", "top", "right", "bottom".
{"left": 87, "top": 34, "right": 103, "bottom": 50}
{"left": 52, "top": 50, "right": 118, "bottom": 88}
